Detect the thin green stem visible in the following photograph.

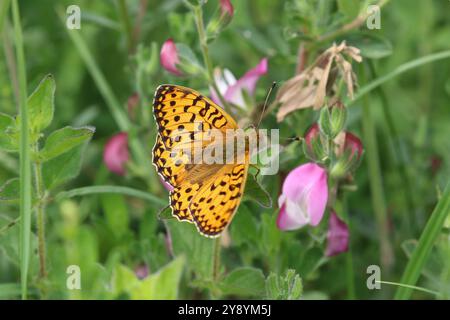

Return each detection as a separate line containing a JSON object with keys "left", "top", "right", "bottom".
{"left": 60, "top": 9, "right": 159, "bottom": 190}
{"left": 0, "top": 0, "right": 10, "bottom": 34}
{"left": 12, "top": 0, "right": 31, "bottom": 300}
{"left": 350, "top": 50, "right": 450, "bottom": 106}
{"left": 55, "top": 185, "right": 167, "bottom": 206}
{"left": 212, "top": 237, "right": 221, "bottom": 282}
{"left": 342, "top": 197, "right": 356, "bottom": 299}
{"left": 192, "top": 5, "right": 229, "bottom": 110}
{"left": 117, "top": 0, "right": 133, "bottom": 53}
{"left": 33, "top": 144, "right": 46, "bottom": 279}
{"left": 316, "top": 0, "right": 389, "bottom": 43}
{"left": 394, "top": 182, "right": 450, "bottom": 300}
{"left": 360, "top": 64, "right": 393, "bottom": 272}
{"left": 379, "top": 281, "right": 439, "bottom": 297}
{"left": 367, "top": 61, "right": 416, "bottom": 235}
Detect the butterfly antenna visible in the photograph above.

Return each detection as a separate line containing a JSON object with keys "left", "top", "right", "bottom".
{"left": 256, "top": 81, "right": 276, "bottom": 129}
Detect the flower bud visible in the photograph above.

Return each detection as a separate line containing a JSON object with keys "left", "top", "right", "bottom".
{"left": 325, "top": 210, "right": 349, "bottom": 257}
{"left": 303, "top": 123, "right": 328, "bottom": 162}
{"left": 160, "top": 39, "right": 183, "bottom": 76}
{"left": 318, "top": 101, "right": 347, "bottom": 139}
{"left": 330, "top": 132, "right": 363, "bottom": 178}
{"left": 206, "top": 0, "right": 234, "bottom": 41}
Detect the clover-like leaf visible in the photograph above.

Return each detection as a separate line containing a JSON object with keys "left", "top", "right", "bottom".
{"left": 39, "top": 126, "right": 95, "bottom": 162}
{"left": 0, "top": 178, "right": 20, "bottom": 203}
{"left": 0, "top": 113, "right": 19, "bottom": 152}
{"left": 27, "top": 74, "right": 56, "bottom": 134}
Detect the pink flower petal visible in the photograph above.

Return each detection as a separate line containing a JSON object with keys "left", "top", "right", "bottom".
{"left": 325, "top": 211, "right": 349, "bottom": 257}
{"left": 103, "top": 132, "right": 129, "bottom": 175}
{"left": 277, "top": 163, "right": 328, "bottom": 230}
{"left": 159, "top": 177, "right": 174, "bottom": 192}
{"left": 224, "top": 58, "right": 268, "bottom": 107}
{"left": 277, "top": 196, "right": 310, "bottom": 230}
{"left": 160, "top": 39, "right": 182, "bottom": 76}
{"left": 220, "top": 0, "right": 234, "bottom": 17}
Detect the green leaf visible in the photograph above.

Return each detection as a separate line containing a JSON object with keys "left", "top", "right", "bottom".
{"left": 298, "top": 247, "right": 324, "bottom": 279}
{"left": 39, "top": 126, "right": 95, "bottom": 161}
{"left": 265, "top": 270, "right": 303, "bottom": 300}
{"left": 0, "top": 283, "right": 21, "bottom": 299}
{"left": 167, "top": 219, "right": 214, "bottom": 280}
{"left": 112, "top": 256, "right": 185, "bottom": 299}
{"left": 265, "top": 273, "right": 281, "bottom": 299}
{"left": 100, "top": 193, "right": 129, "bottom": 238}
{"left": 229, "top": 204, "right": 259, "bottom": 246}
{"left": 337, "top": 0, "right": 361, "bottom": 19}
{"left": 27, "top": 74, "right": 55, "bottom": 133}
{"left": 346, "top": 33, "right": 393, "bottom": 59}
{"left": 0, "top": 178, "right": 20, "bottom": 203}
{"left": 0, "top": 112, "right": 19, "bottom": 152}
{"left": 0, "top": 216, "right": 39, "bottom": 274}
{"left": 244, "top": 174, "right": 272, "bottom": 208}
{"left": 219, "top": 267, "right": 265, "bottom": 297}
{"left": 42, "top": 144, "right": 85, "bottom": 189}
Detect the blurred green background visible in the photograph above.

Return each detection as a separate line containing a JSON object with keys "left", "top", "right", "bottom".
{"left": 0, "top": 0, "right": 449, "bottom": 299}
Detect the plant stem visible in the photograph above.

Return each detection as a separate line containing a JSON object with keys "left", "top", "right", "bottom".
{"left": 350, "top": 50, "right": 450, "bottom": 106}
{"left": 212, "top": 237, "right": 221, "bottom": 281}
{"left": 360, "top": 64, "right": 393, "bottom": 272}
{"left": 117, "top": 0, "right": 133, "bottom": 54}
{"left": 367, "top": 61, "right": 416, "bottom": 235}
{"left": 394, "top": 182, "right": 450, "bottom": 300}
{"left": 61, "top": 10, "right": 159, "bottom": 190}
{"left": 33, "top": 145, "right": 47, "bottom": 279}
{"left": 55, "top": 185, "right": 166, "bottom": 206}
{"left": 317, "top": 0, "right": 389, "bottom": 43}
{"left": 192, "top": 5, "right": 229, "bottom": 109}
{"left": 342, "top": 196, "right": 356, "bottom": 299}
{"left": 12, "top": 0, "right": 31, "bottom": 300}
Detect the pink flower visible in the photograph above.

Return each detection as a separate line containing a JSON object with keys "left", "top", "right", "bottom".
{"left": 160, "top": 39, "right": 182, "bottom": 76}
{"left": 343, "top": 132, "right": 363, "bottom": 162}
{"left": 159, "top": 177, "right": 174, "bottom": 192}
{"left": 325, "top": 211, "right": 349, "bottom": 257}
{"left": 277, "top": 163, "right": 328, "bottom": 230}
{"left": 135, "top": 264, "right": 149, "bottom": 279}
{"left": 103, "top": 132, "right": 129, "bottom": 175}
{"left": 220, "top": 0, "right": 234, "bottom": 17}
{"left": 211, "top": 58, "right": 268, "bottom": 109}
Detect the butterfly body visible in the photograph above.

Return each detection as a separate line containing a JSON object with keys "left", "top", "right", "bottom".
{"left": 152, "top": 84, "right": 252, "bottom": 237}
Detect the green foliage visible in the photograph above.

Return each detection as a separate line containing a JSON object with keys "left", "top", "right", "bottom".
{"left": 112, "top": 257, "right": 185, "bottom": 299}
{"left": 266, "top": 269, "right": 303, "bottom": 300}
{"left": 39, "top": 126, "right": 95, "bottom": 162}
{"left": 219, "top": 267, "right": 266, "bottom": 297}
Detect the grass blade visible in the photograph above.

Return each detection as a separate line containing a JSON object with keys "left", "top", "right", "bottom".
{"left": 0, "top": 0, "right": 11, "bottom": 34}
{"left": 55, "top": 185, "right": 166, "bottom": 206}
{"left": 349, "top": 50, "right": 450, "bottom": 105}
{"left": 11, "top": 0, "right": 31, "bottom": 300}
{"left": 394, "top": 183, "right": 450, "bottom": 300}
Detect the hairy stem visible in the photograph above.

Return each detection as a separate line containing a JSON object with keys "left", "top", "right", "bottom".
{"left": 193, "top": 5, "right": 229, "bottom": 109}
{"left": 33, "top": 145, "right": 47, "bottom": 279}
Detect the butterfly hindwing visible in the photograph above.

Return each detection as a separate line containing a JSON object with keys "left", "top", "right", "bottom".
{"left": 189, "top": 164, "right": 248, "bottom": 237}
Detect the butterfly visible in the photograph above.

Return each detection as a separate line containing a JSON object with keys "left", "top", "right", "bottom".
{"left": 152, "top": 84, "right": 256, "bottom": 238}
